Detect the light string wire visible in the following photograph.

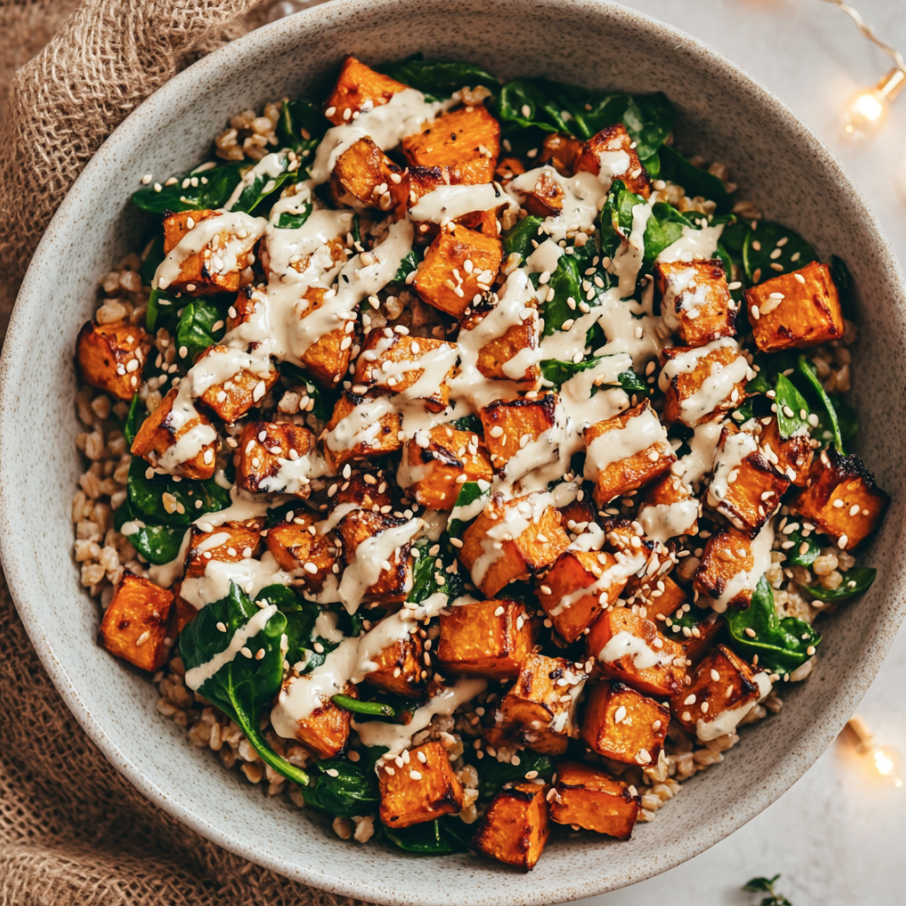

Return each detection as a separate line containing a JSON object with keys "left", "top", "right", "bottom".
{"left": 816, "top": 0, "right": 906, "bottom": 74}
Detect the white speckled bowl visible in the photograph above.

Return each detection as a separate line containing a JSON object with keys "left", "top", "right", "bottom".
{"left": 2, "top": 0, "right": 905, "bottom": 902}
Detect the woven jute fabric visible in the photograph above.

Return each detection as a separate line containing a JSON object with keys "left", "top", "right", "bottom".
{"left": 0, "top": 3, "right": 365, "bottom": 903}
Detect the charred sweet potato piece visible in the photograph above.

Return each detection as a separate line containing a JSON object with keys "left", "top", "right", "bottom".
{"left": 324, "top": 391, "right": 402, "bottom": 472}
{"left": 407, "top": 162, "right": 500, "bottom": 243}
{"left": 671, "top": 610, "right": 725, "bottom": 665}
{"left": 673, "top": 644, "right": 769, "bottom": 740}
{"left": 402, "top": 104, "right": 500, "bottom": 172}
{"left": 708, "top": 424, "right": 788, "bottom": 536}
{"left": 759, "top": 416, "right": 814, "bottom": 486}
{"left": 278, "top": 678, "right": 354, "bottom": 758}
{"left": 586, "top": 607, "right": 686, "bottom": 697}
{"left": 580, "top": 680, "right": 669, "bottom": 765}
{"left": 267, "top": 515, "right": 338, "bottom": 592}
{"left": 330, "top": 136, "right": 406, "bottom": 211}
{"left": 745, "top": 262, "right": 845, "bottom": 353}
{"left": 458, "top": 303, "right": 540, "bottom": 386}
{"left": 173, "top": 593, "right": 198, "bottom": 635}
{"left": 459, "top": 492, "right": 570, "bottom": 597}
{"left": 183, "top": 524, "right": 262, "bottom": 579}
{"left": 575, "top": 124, "right": 650, "bottom": 198}
{"left": 414, "top": 224, "right": 503, "bottom": 318}
{"left": 549, "top": 762, "right": 640, "bottom": 840}
{"left": 330, "top": 468, "right": 393, "bottom": 511}
{"left": 484, "top": 653, "right": 587, "bottom": 755}
{"left": 637, "top": 473, "right": 700, "bottom": 542}
{"left": 694, "top": 524, "right": 770, "bottom": 611}
{"left": 659, "top": 337, "right": 751, "bottom": 427}
{"left": 237, "top": 420, "right": 315, "bottom": 497}
{"left": 438, "top": 598, "right": 535, "bottom": 679}
{"left": 473, "top": 781, "right": 550, "bottom": 871}
{"left": 479, "top": 393, "right": 557, "bottom": 474}
{"left": 362, "top": 623, "right": 426, "bottom": 699}
{"left": 790, "top": 448, "right": 889, "bottom": 551}
{"left": 337, "top": 509, "right": 413, "bottom": 604}
{"left": 98, "top": 572, "right": 174, "bottom": 672}
{"left": 379, "top": 741, "right": 464, "bottom": 829}
{"left": 76, "top": 320, "right": 150, "bottom": 401}
{"left": 539, "top": 133, "right": 583, "bottom": 176}
{"left": 160, "top": 210, "right": 258, "bottom": 295}
{"left": 354, "top": 328, "right": 456, "bottom": 412}
{"left": 131, "top": 387, "right": 218, "bottom": 480}
{"left": 643, "top": 574, "right": 688, "bottom": 622}
{"left": 654, "top": 259, "right": 737, "bottom": 347}
{"left": 298, "top": 286, "right": 356, "bottom": 387}
{"left": 583, "top": 399, "right": 676, "bottom": 506}
{"left": 535, "top": 550, "right": 628, "bottom": 644}
{"left": 520, "top": 169, "right": 565, "bottom": 218}
{"left": 195, "top": 344, "right": 279, "bottom": 423}
{"left": 398, "top": 424, "right": 493, "bottom": 511}
{"left": 323, "top": 56, "right": 407, "bottom": 126}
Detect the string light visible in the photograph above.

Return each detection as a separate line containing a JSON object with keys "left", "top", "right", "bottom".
{"left": 817, "top": 0, "right": 906, "bottom": 140}
{"left": 845, "top": 715, "right": 904, "bottom": 788}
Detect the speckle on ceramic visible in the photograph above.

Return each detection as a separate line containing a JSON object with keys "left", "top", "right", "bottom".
{"left": 1, "top": 1, "right": 904, "bottom": 904}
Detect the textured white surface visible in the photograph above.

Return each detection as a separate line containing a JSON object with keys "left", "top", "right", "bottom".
{"left": 582, "top": 4, "right": 906, "bottom": 904}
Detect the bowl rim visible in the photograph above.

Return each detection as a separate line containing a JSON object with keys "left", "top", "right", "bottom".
{"left": 3, "top": 0, "right": 905, "bottom": 902}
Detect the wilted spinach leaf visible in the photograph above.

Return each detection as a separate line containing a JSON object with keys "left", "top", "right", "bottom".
{"left": 139, "top": 233, "right": 165, "bottom": 288}
{"left": 382, "top": 815, "right": 473, "bottom": 854}
{"left": 274, "top": 202, "right": 313, "bottom": 230}
{"left": 502, "top": 215, "right": 545, "bottom": 265}
{"left": 783, "top": 527, "right": 822, "bottom": 569}
{"left": 450, "top": 413, "right": 483, "bottom": 434}
{"left": 176, "top": 297, "right": 229, "bottom": 362}
{"left": 448, "top": 481, "right": 489, "bottom": 538}
{"left": 127, "top": 456, "right": 231, "bottom": 527}
{"left": 774, "top": 373, "right": 811, "bottom": 439}
{"left": 475, "top": 750, "right": 554, "bottom": 800}
{"left": 277, "top": 99, "right": 329, "bottom": 157}
{"left": 658, "top": 145, "right": 733, "bottom": 214}
{"left": 742, "top": 221, "right": 816, "bottom": 284}
{"left": 132, "top": 162, "right": 245, "bottom": 214}
{"left": 305, "top": 757, "right": 381, "bottom": 817}
{"left": 123, "top": 393, "right": 145, "bottom": 446}
{"left": 804, "top": 567, "right": 876, "bottom": 602}
{"left": 796, "top": 355, "right": 844, "bottom": 453}
{"left": 381, "top": 56, "right": 499, "bottom": 101}
{"left": 113, "top": 499, "right": 187, "bottom": 565}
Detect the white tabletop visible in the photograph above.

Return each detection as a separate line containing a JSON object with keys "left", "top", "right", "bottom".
{"left": 571, "top": 2, "right": 906, "bottom": 903}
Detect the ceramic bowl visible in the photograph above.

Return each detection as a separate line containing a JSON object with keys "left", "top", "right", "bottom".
{"left": 2, "top": 0, "right": 905, "bottom": 903}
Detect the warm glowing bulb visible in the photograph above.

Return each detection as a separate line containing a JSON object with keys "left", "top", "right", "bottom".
{"left": 842, "top": 68, "right": 906, "bottom": 141}
{"left": 871, "top": 747, "right": 904, "bottom": 787}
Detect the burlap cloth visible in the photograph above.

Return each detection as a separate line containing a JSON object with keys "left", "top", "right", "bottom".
{"left": 0, "top": 3, "right": 366, "bottom": 903}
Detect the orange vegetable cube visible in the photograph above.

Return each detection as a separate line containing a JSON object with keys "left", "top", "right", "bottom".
{"left": 323, "top": 391, "right": 402, "bottom": 472}
{"left": 402, "top": 104, "right": 500, "bottom": 172}
{"left": 362, "top": 620, "right": 426, "bottom": 699}
{"left": 277, "top": 678, "right": 353, "bottom": 758}
{"left": 266, "top": 516, "right": 338, "bottom": 593}
{"left": 758, "top": 416, "right": 814, "bottom": 486}
{"left": 297, "top": 286, "right": 356, "bottom": 387}
{"left": 643, "top": 574, "right": 688, "bottom": 622}
{"left": 76, "top": 320, "right": 150, "bottom": 401}
{"left": 330, "top": 136, "right": 406, "bottom": 212}
{"left": 480, "top": 392, "right": 558, "bottom": 474}
{"left": 458, "top": 302, "right": 540, "bottom": 386}
{"left": 472, "top": 781, "right": 550, "bottom": 871}
{"left": 549, "top": 762, "right": 640, "bottom": 840}
{"left": 745, "top": 262, "right": 845, "bottom": 353}
{"left": 195, "top": 344, "right": 279, "bottom": 423}
{"left": 236, "top": 420, "right": 315, "bottom": 497}
{"left": 694, "top": 524, "right": 770, "bottom": 611}
{"left": 407, "top": 162, "right": 500, "bottom": 243}
{"left": 637, "top": 473, "right": 700, "bottom": 542}
{"left": 575, "top": 124, "right": 650, "bottom": 198}
{"left": 183, "top": 524, "right": 262, "bottom": 579}
{"left": 323, "top": 56, "right": 407, "bottom": 126}
{"left": 540, "top": 133, "right": 583, "bottom": 176}
{"left": 520, "top": 169, "right": 565, "bottom": 218}
{"left": 336, "top": 509, "right": 414, "bottom": 605}
{"left": 654, "top": 258, "right": 737, "bottom": 347}
{"left": 98, "top": 572, "right": 174, "bottom": 672}
{"left": 378, "top": 741, "right": 464, "bottom": 829}
{"left": 330, "top": 467, "right": 393, "bottom": 511}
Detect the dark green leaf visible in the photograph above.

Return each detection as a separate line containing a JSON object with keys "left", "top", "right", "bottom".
{"left": 783, "top": 528, "right": 822, "bottom": 568}
{"left": 641, "top": 151, "right": 660, "bottom": 180}
{"left": 393, "top": 248, "right": 420, "bottom": 283}
{"left": 726, "top": 576, "right": 820, "bottom": 675}
{"left": 179, "top": 582, "right": 309, "bottom": 786}
{"left": 621, "top": 92, "right": 675, "bottom": 159}
{"left": 332, "top": 694, "right": 401, "bottom": 719}
{"left": 539, "top": 357, "right": 647, "bottom": 397}
{"left": 132, "top": 162, "right": 245, "bottom": 214}
{"left": 382, "top": 815, "right": 473, "bottom": 854}
{"left": 830, "top": 254, "right": 852, "bottom": 295}
{"left": 305, "top": 757, "right": 380, "bottom": 817}
{"left": 276, "top": 99, "right": 329, "bottom": 157}
{"left": 538, "top": 254, "right": 587, "bottom": 335}
{"left": 113, "top": 499, "right": 188, "bottom": 565}
{"left": 743, "top": 875, "right": 781, "bottom": 893}
{"left": 176, "top": 297, "right": 229, "bottom": 363}
{"left": 476, "top": 750, "right": 554, "bottom": 800}
{"left": 123, "top": 394, "right": 145, "bottom": 446}
{"left": 146, "top": 288, "right": 180, "bottom": 334}
{"left": 276, "top": 362, "right": 333, "bottom": 422}
{"left": 743, "top": 221, "right": 816, "bottom": 284}
{"left": 408, "top": 539, "right": 466, "bottom": 603}
{"left": 450, "top": 413, "right": 483, "bottom": 434}
{"left": 719, "top": 218, "right": 750, "bottom": 264}
{"left": 774, "top": 373, "right": 811, "bottom": 440}
{"left": 447, "top": 481, "right": 490, "bottom": 538}
{"left": 381, "top": 56, "right": 499, "bottom": 101}
{"left": 501, "top": 215, "right": 544, "bottom": 266}
{"left": 805, "top": 567, "right": 876, "bottom": 602}
{"left": 275, "top": 202, "right": 313, "bottom": 230}
{"left": 797, "top": 355, "right": 844, "bottom": 453}
{"left": 599, "top": 179, "right": 643, "bottom": 260}
{"left": 127, "top": 456, "right": 231, "bottom": 527}
{"left": 139, "top": 234, "right": 165, "bottom": 288}
{"left": 643, "top": 202, "right": 695, "bottom": 264}
{"left": 228, "top": 151, "right": 296, "bottom": 215}
{"left": 658, "top": 145, "right": 733, "bottom": 214}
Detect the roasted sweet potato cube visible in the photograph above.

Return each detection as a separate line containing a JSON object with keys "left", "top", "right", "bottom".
{"left": 458, "top": 303, "right": 540, "bottom": 386}
{"left": 480, "top": 393, "right": 557, "bottom": 474}
{"left": 183, "top": 524, "right": 262, "bottom": 579}
{"left": 160, "top": 210, "right": 259, "bottom": 295}
{"left": 583, "top": 399, "right": 676, "bottom": 506}
{"left": 237, "top": 420, "right": 315, "bottom": 497}
{"left": 540, "top": 133, "right": 583, "bottom": 176}
{"left": 438, "top": 598, "right": 535, "bottom": 679}
{"left": 276, "top": 678, "right": 353, "bottom": 757}
{"left": 671, "top": 610, "right": 725, "bottom": 665}
{"left": 694, "top": 524, "right": 770, "bottom": 611}
{"left": 459, "top": 492, "right": 570, "bottom": 597}
{"left": 226, "top": 286, "right": 266, "bottom": 332}
{"left": 324, "top": 391, "right": 402, "bottom": 472}
{"left": 131, "top": 387, "right": 218, "bottom": 480}
{"left": 337, "top": 509, "right": 413, "bottom": 604}
{"left": 267, "top": 515, "right": 338, "bottom": 592}
{"left": 496, "top": 156, "right": 527, "bottom": 180}
{"left": 790, "top": 448, "right": 889, "bottom": 551}
{"left": 586, "top": 607, "right": 686, "bottom": 697}
{"left": 745, "top": 262, "right": 845, "bottom": 353}
{"left": 520, "top": 169, "right": 565, "bottom": 218}
{"left": 76, "top": 320, "right": 150, "bottom": 400}
{"left": 759, "top": 416, "right": 814, "bottom": 486}
{"left": 98, "top": 572, "right": 174, "bottom": 672}
{"left": 354, "top": 328, "right": 456, "bottom": 412}
{"left": 398, "top": 424, "right": 493, "bottom": 511}
{"left": 644, "top": 574, "right": 688, "bottom": 622}
{"left": 330, "top": 468, "right": 394, "bottom": 511}
{"left": 673, "top": 644, "right": 769, "bottom": 740}
{"left": 549, "top": 762, "right": 640, "bottom": 840}
{"left": 581, "top": 680, "right": 670, "bottom": 765}
{"left": 654, "top": 259, "right": 737, "bottom": 347}
{"left": 414, "top": 224, "right": 503, "bottom": 318}
{"left": 708, "top": 424, "right": 788, "bottom": 536}
{"left": 362, "top": 621, "right": 426, "bottom": 698}
{"left": 330, "top": 136, "right": 406, "bottom": 211}
{"left": 195, "top": 344, "right": 279, "bottom": 423}
{"left": 298, "top": 286, "right": 356, "bottom": 387}
{"left": 472, "top": 781, "right": 550, "bottom": 871}
{"left": 575, "top": 124, "right": 650, "bottom": 198}
{"left": 484, "top": 654, "right": 587, "bottom": 754}
{"left": 659, "top": 337, "right": 751, "bottom": 427}
{"left": 402, "top": 104, "right": 500, "bottom": 171}
{"left": 379, "top": 741, "right": 464, "bottom": 829}
{"left": 637, "top": 473, "right": 700, "bottom": 542}
{"left": 323, "top": 56, "right": 407, "bottom": 126}
{"left": 173, "top": 593, "right": 198, "bottom": 635}
{"left": 536, "top": 551, "right": 628, "bottom": 644}
{"left": 558, "top": 497, "right": 599, "bottom": 542}
{"left": 407, "top": 162, "right": 499, "bottom": 243}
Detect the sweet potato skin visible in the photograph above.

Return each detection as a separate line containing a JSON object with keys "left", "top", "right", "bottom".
{"left": 363, "top": 629, "right": 427, "bottom": 699}
{"left": 472, "top": 781, "right": 550, "bottom": 871}
{"left": 480, "top": 393, "right": 557, "bottom": 474}
{"left": 76, "top": 320, "right": 150, "bottom": 401}
{"left": 540, "top": 133, "right": 583, "bottom": 176}
{"left": 324, "top": 391, "right": 402, "bottom": 473}
{"left": 759, "top": 416, "right": 814, "bottom": 486}
{"left": 98, "top": 572, "right": 174, "bottom": 672}
{"left": 694, "top": 525, "right": 761, "bottom": 609}
{"left": 237, "top": 420, "right": 315, "bottom": 497}
{"left": 323, "top": 56, "right": 407, "bottom": 126}
{"left": 654, "top": 258, "right": 737, "bottom": 347}
{"left": 575, "top": 123, "right": 650, "bottom": 197}
{"left": 549, "top": 762, "right": 640, "bottom": 840}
